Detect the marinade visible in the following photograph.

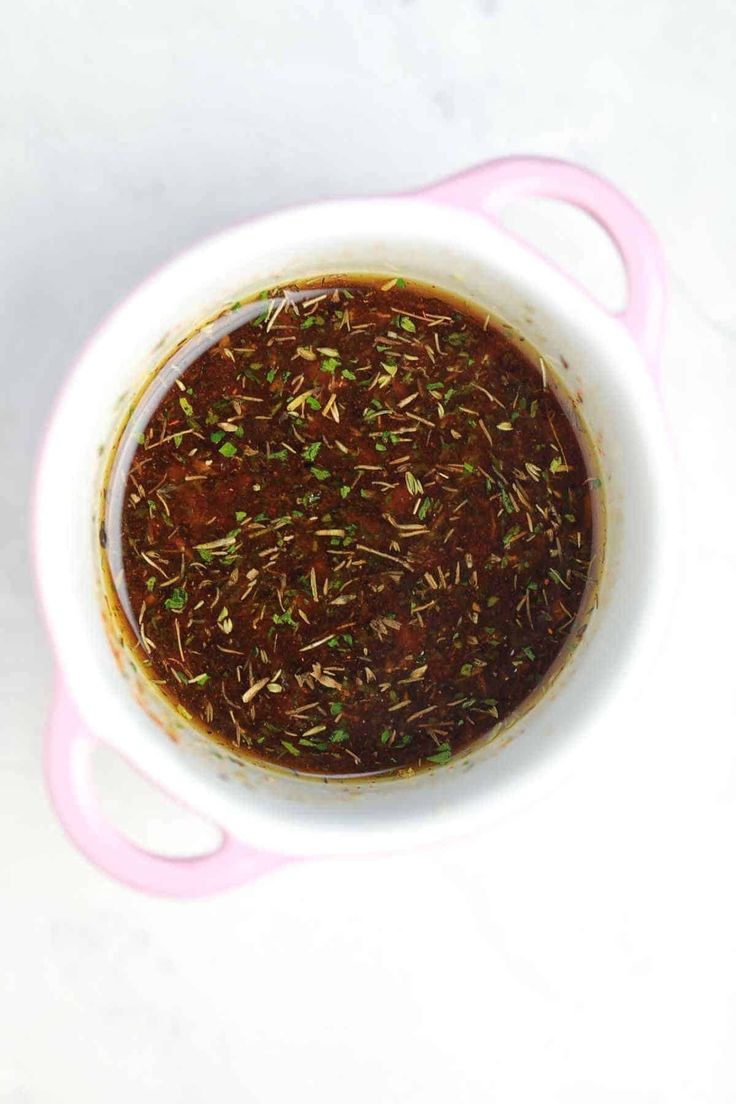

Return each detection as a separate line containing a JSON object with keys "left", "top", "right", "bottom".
{"left": 105, "top": 277, "right": 596, "bottom": 775}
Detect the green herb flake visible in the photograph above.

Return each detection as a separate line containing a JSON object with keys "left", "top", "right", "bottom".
{"left": 405, "top": 471, "right": 422, "bottom": 496}
{"left": 272, "top": 609, "right": 297, "bottom": 628}
{"left": 303, "top": 441, "right": 321, "bottom": 462}
{"left": 219, "top": 441, "right": 238, "bottom": 458}
{"left": 178, "top": 396, "right": 194, "bottom": 417}
{"left": 330, "top": 728, "right": 350, "bottom": 743}
{"left": 190, "top": 673, "right": 210, "bottom": 687}
{"left": 399, "top": 316, "right": 417, "bottom": 333}
{"left": 145, "top": 576, "right": 156, "bottom": 592}
{"left": 164, "top": 587, "right": 187, "bottom": 613}
{"left": 502, "top": 524, "right": 522, "bottom": 546}
{"left": 311, "top": 466, "right": 331, "bottom": 481}
{"left": 427, "top": 742, "right": 452, "bottom": 765}
{"left": 329, "top": 702, "right": 343, "bottom": 717}
{"left": 281, "top": 740, "right": 300, "bottom": 756}
{"left": 339, "top": 484, "right": 351, "bottom": 499}
{"left": 497, "top": 488, "right": 513, "bottom": 514}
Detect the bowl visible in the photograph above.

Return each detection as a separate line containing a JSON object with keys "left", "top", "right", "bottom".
{"left": 34, "top": 157, "right": 675, "bottom": 894}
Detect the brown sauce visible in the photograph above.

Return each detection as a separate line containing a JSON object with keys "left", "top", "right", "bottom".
{"left": 102, "top": 277, "right": 598, "bottom": 776}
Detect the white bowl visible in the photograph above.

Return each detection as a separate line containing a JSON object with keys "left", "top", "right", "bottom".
{"left": 34, "top": 158, "right": 676, "bottom": 893}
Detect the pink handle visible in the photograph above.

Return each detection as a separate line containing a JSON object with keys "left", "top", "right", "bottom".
{"left": 45, "top": 678, "right": 291, "bottom": 896}
{"left": 419, "top": 156, "right": 667, "bottom": 374}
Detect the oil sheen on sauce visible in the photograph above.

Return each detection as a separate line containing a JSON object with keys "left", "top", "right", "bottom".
{"left": 102, "top": 277, "right": 598, "bottom": 776}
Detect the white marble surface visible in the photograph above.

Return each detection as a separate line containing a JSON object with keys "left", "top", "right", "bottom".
{"left": 2, "top": 1, "right": 736, "bottom": 1100}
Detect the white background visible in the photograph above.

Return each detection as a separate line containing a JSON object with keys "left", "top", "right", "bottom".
{"left": 2, "top": 1, "right": 736, "bottom": 1101}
